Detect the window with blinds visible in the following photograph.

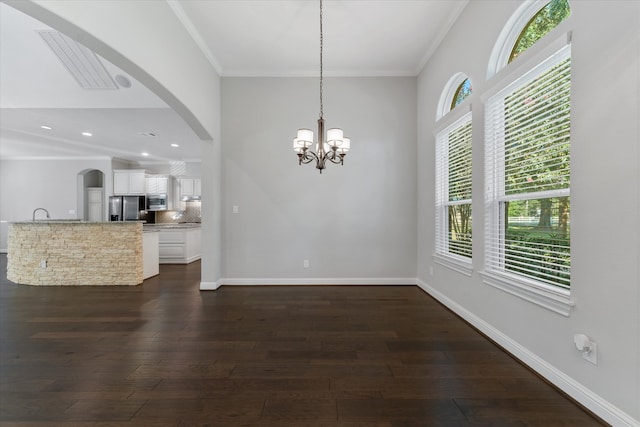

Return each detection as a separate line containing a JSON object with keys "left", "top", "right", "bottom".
{"left": 485, "top": 43, "right": 571, "bottom": 290}
{"left": 436, "top": 113, "right": 473, "bottom": 262}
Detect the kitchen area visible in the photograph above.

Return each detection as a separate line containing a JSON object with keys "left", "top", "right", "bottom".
{"left": 110, "top": 169, "right": 202, "bottom": 267}
{"left": 0, "top": 2, "right": 207, "bottom": 288}
{"left": 4, "top": 167, "right": 202, "bottom": 287}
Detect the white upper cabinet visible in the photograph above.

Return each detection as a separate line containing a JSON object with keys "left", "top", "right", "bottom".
{"left": 178, "top": 178, "right": 201, "bottom": 198}
{"left": 146, "top": 175, "right": 169, "bottom": 194}
{"left": 113, "top": 170, "right": 146, "bottom": 195}
{"left": 180, "top": 178, "right": 195, "bottom": 197}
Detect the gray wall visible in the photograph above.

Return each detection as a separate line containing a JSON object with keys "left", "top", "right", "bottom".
{"left": 417, "top": 1, "right": 640, "bottom": 423}
{"left": 221, "top": 77, "right": 417, "bottom": 282}
{"left": 0, "top": 157, "right": 114, "bottom": 251}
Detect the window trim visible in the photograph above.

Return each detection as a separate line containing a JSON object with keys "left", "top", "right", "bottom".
{"left": 436, "top": 72, "right": 470, "bottom": 120}
{"left": 434, "top": 252, "right": 473, "bottom": 277}
{"left": 434, "top": 110, "right": 473, "bottom": 275}
{"left": 482, "top": 36, "right": 573, "bottom": 316}
{"left": 480, "top": 270, "right": 574, "bottom": 316}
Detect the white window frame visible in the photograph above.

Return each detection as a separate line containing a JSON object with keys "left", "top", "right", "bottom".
{"left": 434, "top": 109, "right": 473, "bottom": 276}
{"left": 481, "top": 34, "right": 574, "bottom": 316}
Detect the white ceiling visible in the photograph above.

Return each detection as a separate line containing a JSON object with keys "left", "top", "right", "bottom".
{"left": 173, "top": 0, "right": 468, "bottom": 77}
{"left": 0, "top": 0, "right": 467, "bottom": 162}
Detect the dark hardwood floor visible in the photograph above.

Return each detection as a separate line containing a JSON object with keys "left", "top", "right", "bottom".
{"left": 0, "top": 254, "right": 604, "bottom": 426}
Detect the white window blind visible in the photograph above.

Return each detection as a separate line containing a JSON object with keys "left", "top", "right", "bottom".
{"left": 485, "top": 43, "right": 571, "bottom": 290}
{"left": 436, "top": 113, "right": 472, "bottom": 261}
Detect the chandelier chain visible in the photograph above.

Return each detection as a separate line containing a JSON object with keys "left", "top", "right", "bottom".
{"left": 319, "top": 0, "right": 323, "bottom": 119}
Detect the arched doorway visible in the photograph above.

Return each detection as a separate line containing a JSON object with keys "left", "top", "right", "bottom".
{"left": 77, "top": 169, "right": 105, "bottom": 221}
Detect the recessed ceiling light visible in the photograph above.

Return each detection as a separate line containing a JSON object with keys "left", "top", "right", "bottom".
{"left": 82, "top": 132, "right": 93, "bottom": 137}
{"left": 141, "top": 152, "right": 150, "bottom": 156}
{"left": 40, "top": 125, "right": 52, "bottom": 130}
{"left": 171, "top": 143, "right": 180, "bottom": 147}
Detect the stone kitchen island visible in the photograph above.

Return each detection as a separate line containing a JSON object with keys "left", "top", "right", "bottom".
{"left": 7, "top": 221, "right": 153, "bottom": 286}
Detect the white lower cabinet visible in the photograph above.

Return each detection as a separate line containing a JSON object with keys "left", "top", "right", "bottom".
{"left": 158, "top": 228, "right": 201, "bottom": 264}
{"left": 143, "top": 231, "right": 160, "bottom": 279}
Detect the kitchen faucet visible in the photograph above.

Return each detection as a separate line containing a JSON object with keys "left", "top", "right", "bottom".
{"left": 32, "top": 208, "right": 50, "bottom": 222}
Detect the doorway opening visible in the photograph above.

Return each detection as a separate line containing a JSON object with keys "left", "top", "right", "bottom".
{"left": 78, "top": 169, "right": 105, "bottom": 221}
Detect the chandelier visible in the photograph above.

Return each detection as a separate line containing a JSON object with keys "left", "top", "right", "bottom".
{"left": 293, "top": 0, "right": 350, "bottom": 173}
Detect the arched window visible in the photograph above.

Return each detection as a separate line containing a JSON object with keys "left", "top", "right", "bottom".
{"left": 510, "top": 0, "right": 570, "bottom": 62}
{"left": 436, "top": 73, "right": 472, "bottom": 120}
{"left": 483, "top": 0, "right": 573, "bottom": 314}
{"left": 487, "top": 0, "right": 571, "bottom": 79}
{"left": 451, "top": 78, "right": 472, "bottom": 110}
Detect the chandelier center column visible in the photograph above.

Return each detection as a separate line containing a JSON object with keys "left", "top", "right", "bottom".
{"left": 292, "top": 0, "right": 350, "bottom": 174}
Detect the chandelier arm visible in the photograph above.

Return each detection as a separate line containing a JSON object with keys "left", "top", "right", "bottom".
{"left": 300, "top": 150, "right": 319, "bottom": 165}
{"left": 325, "top": 152, "right": 344, "bottom": 165}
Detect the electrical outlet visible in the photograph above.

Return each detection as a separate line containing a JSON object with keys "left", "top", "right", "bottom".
{"left": 232, "top": 205, "right": 239, "bottom": 214}
{"left": 303, "top": 259, "right": 309, "bottom": 268}
{"left": 574, "top": 334, "right": 597, "bottom": 365}
{"left": 40, "top": 260, "right": 47, "bottom": 268}
{"left": 583, "top": 342, "right": 597, "bottom": 364}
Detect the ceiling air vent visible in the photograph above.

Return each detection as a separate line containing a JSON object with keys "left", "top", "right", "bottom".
{"left": 38, "top": 30, "right": 117, "bottom": 90}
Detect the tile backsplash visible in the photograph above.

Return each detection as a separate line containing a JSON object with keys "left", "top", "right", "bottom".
{"left": 155, "top": 201, "right": 201, "bottom": 223}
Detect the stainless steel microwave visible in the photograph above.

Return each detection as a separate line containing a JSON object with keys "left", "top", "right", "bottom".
{"left": 146, "top": 194, "right": 168, "bottom": 211}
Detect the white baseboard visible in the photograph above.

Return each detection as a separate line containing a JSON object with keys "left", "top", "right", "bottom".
{"left": 416, "top": 278, "right": 639, "bottom": 427}
{"left": 199, "top": 280, "right": 221, "bottom": 290}
{"left": 218, "top": 277, "right": 416, "bottom": 286}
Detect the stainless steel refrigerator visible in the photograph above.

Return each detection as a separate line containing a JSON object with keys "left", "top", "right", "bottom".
{"left": 109, "top": 196, "right": 145, "bottom": 221}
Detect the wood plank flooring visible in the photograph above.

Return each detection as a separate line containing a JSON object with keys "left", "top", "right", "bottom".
{"left": 0, "top": 255, "right": 605, "bottom": 426}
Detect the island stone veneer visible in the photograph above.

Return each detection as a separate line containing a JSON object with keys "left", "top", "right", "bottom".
{"left": 7, "top": 221, "right": 143, "bottom": 286}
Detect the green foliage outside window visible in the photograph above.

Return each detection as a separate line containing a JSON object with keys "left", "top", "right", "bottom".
{"left": 510, "top": 0, "right": 571, "bottom": 62}
{"left": 451, "top": 78, "right": 472, "bottom": 110}
{"left": 504, "top": 198, "right": 570, "bottom": 289}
